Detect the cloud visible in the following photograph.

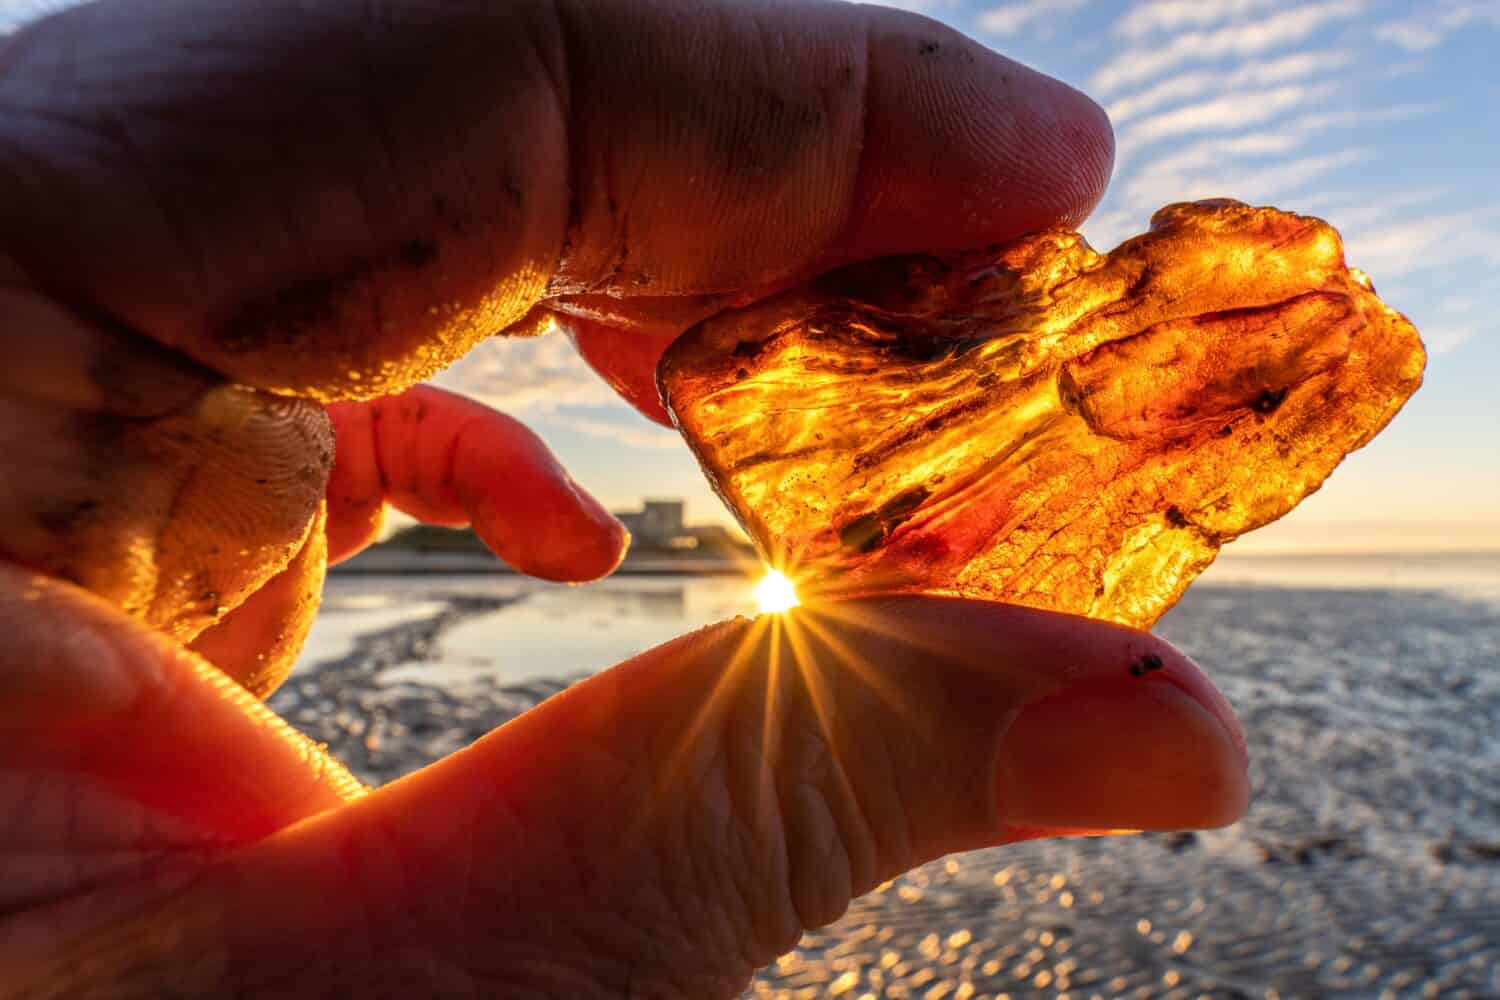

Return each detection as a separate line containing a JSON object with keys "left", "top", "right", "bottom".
{"left": 431, "top": 333, "right": 620, "bottom": 414}
{"left": 430, "top": 331, "right": 690, "bottom": 448}
{"left": 1127, "top": 102, "right": 1439, "bottom": 177}
{"left": 1409, "top": 281, "right": 1499, "bottom": 355}
{"left": 1113, "top": 0, "right": 1279, "bottom": 39}
{"left": 1312, "top": 187, "right": 1449, "bottom": 232}
{"left": 1128, "top": 148, "right": 1369, "bottom": 211}
{"left": 1106, "top": 50, "right": 1351, "bottom": 127}
{"left": 0, "top": 0, "right": 66, "bottom": 32}
{"left": 1290, "top": 101, "right": 1445, "bottom": 131}
{"left": 1091, "top": 0, "right": 1365, "bottom": 96}
{"left": 1422, "top": 325, "right": 1483, "bottom": 354}
{"left": 1375, "top": 1, "right": 1500, "bottom": 52}
{"left": 560, "top": 417, "right": 685, "bottom": 451}
{"left": 976, "top": 0, "right": 1090, "bottom": 37}
{"left": 1341, "top": 206, "right": 1500, "bottom": 280}
{"left": 1143, "top": 131, "right": 1306, "bottom": 176}
{"left": 1117, "top": 83, "right": 1333, "bottom": 159}
{"left": 1086, "top": 147, "right": 1373, "bottom": 251}
{"left": 865, "top": 0, "right": 961, "bottom": 14}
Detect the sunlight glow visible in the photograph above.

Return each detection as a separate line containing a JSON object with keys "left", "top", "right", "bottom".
{"left": 754, "top": 569, "right": 800, "bottom": 614}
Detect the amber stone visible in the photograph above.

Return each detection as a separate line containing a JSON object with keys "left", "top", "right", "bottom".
{"left": 659, "top": 200, "right": 1426, "bottom": 628}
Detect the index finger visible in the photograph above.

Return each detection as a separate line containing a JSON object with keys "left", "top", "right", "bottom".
{"left": 0, "top": 0, "right": 1111, "bottom": 403}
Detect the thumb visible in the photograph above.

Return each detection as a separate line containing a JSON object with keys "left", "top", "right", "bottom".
{"left": 76, "top": 598, "right": 1246, "bottom": 997}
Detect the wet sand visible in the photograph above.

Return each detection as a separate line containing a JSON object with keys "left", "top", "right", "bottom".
{"left": 268, "top": 578, "right": 1500, "bottom": 999}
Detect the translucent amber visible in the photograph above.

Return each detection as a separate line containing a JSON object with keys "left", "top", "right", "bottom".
{"left": 659, "top": 200, "right": 1426, "bottom": 628}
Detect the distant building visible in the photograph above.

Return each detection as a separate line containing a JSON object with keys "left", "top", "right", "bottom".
{"left": 612, "top": 499, "right": 751, "bottom": 554}
{"left": 615, "top": 499, "right": 686, "bottom": 546}
{"left": 363, "top": 498, "right": 752, "bottom": 572}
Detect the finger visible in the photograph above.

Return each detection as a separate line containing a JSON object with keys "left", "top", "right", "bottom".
{"left": 0, "top": 561, "right": 361, "bottom": 978}
{"left": 114, "top": 599, "right": 1244, "bottom": 996}
{"left": 325, "top": 385, "right": 627, "bottom": 580}
{"left": 0, "top": 0, "right": 1111, "bottom": 403}
{"left": 187, "top": 503, "right": 328, "bottom": 697}
{"left": 0, "top": 564, "right": 361, "bottom": 841}
{"left": 565, "top": 317, "right": 679, "bottom": 425}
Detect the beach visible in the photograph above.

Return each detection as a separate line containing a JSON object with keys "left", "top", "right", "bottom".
{"left": 269, "top": 555, "right": 1500, "bottom": 998}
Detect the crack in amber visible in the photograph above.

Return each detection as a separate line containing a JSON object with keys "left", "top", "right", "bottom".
{"left": 659, "top": 200, "right": 1426, "bottom": 628}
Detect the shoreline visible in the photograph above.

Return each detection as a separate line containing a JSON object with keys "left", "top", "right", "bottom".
{"left": 331, "top": 547, "right": 755, "bottom": 576}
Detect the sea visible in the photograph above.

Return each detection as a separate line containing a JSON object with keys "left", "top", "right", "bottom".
{"left": 276, "top": 552, "right": 1500, "bottom": 999}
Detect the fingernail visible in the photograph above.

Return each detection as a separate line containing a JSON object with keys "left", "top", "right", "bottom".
{"left": 995, "top": 673, "right": 1249, "bottom": 833}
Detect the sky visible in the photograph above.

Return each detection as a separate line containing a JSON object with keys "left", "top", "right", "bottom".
{"left": 3, "top": 0, "right": 1497, "bottom": 553}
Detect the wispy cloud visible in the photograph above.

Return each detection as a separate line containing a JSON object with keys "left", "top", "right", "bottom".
{"left": 1422, "top": 325, "right": 1484, "bottom": 354}
{"left": 1374, "top": 0, "right": 1500, "bottom": 52}
{"left": 1091, "top": 0, "right": 1364, "bottom": 96}
{"left": 561, "top": 417, "right": 684, "bottom": 451}
{"left": 1107, "top": 51, "right": 1351, "bottom": 126}
{"left": 976, "top": 0, "right": 1089, "bottom": 37}
{"left": 1113, "top": 0, "right": 1280, "bottom": 39}
{"left": 1341, "top": 205, "right": 1500, "bottom": 280}
{"left": 432, "top": 333, "right": 619, "bottom": 414}
{"left": 432, "top": 333, "right": 692, "bottom": 448}
{"left": 1117, "top": 83, "right": 1333, "bottom": 159}
{"left": 1098, "top": 148, "right": 1370, "bottom": 240}
{"left": 1130, "top": 102, "right": 1440, "bottom": 177}
{"left": 1418, "top": 294, "right": 1495, "bottom": 355}
{"left": 866, "top": 0, "right": 962, "bottom": 14}
{"left": 0, "top": 1, "right": 45, "bottom": 32}
{"left": 1310, "top": 187, "right": 1449, "bottom": 232}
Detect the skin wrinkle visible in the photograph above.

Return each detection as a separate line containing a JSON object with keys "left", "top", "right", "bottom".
{"left": 0, "top": 844, "right": 220, "bottom": 922}
{"left": 695, "top": 777, "right": 763, "bottom": 982}
{"left": 712, "top": 673, "right": 797, "bottom": 975}
{"left": 708, "top": 627, "right": 804, "bottom": 967}
{"left": 770, "top": 676, "right": 853, "bottom": 932}
{"left": 673, "top": 746, "right": 768, "bottom": 987}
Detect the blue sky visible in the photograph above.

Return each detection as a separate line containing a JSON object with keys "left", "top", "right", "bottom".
{"left": 4, "top": 0, "right": 1496, "bottom": 552}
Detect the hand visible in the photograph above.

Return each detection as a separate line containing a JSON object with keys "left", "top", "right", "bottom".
{"left": 0, "top": 1, "right": 1247, "bottom": 996}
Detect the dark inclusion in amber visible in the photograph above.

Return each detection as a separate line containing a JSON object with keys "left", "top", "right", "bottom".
{"left": 659, "top": 200, "right": 1426, "bottom": 628}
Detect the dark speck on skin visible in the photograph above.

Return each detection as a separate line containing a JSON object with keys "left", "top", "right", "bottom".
{"left": 1129, "top": 652, "right": 1165, "bottom": 677}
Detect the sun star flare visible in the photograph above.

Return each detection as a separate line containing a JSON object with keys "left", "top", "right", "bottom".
{"left": 754, "top": 569, "right": 800, "bottom": 614}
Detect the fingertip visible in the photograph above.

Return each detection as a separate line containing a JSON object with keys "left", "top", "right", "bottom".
{"left": 997, "top": 673, "right": 1249, "bottom": 833}
{"left": 565, "top": 317, "right": 676, "bottom": 427}
{"left": 455, "top": 421, "right": 631, "bottom": 583}
{"left": 838, "top": 13, "right": 1116, "bottom": 257}
{"left": 1038, "top": 73, "right": 1115, "bottom": 228}
{"left": 476, "top": 484, "right": 630, "bottom": 583}
{"left": 832, "top": 597, "right": 1247, "bottom": 833}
